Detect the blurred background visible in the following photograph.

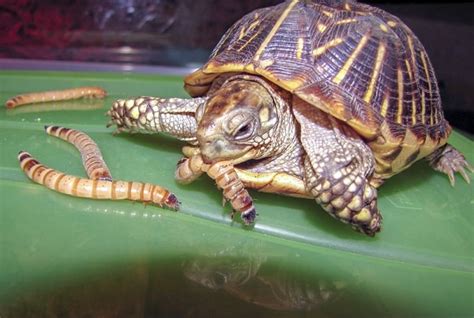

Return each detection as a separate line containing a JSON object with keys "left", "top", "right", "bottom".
{"left": 0, "top": 0, "right": 472, "bottom": 133}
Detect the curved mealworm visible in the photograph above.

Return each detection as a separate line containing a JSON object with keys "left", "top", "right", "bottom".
{"left": 206, "top": 160, "right": 256, "bottom": 225}
{"left": 5, "top": 86, "right": 107, "bottom": 109}
{"left": 18, "top": 151, "right": 180, "bottom": 210}
{"left": 45, "top": 125, "right": 112, "bottom": 181}
{"left": 175, "top": 155, "right": 204, "bottom": 184}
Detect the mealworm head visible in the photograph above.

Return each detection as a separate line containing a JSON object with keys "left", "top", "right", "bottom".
{"left": 164, "top": 193, "right": 181, "bottom": 211}
{"left": 18, "top": 150, "right": 30, "bottom": 162}
{"left": 241, "top": 207, "right": 257, "bottom": 225}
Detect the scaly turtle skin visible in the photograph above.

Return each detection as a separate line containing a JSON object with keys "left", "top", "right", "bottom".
{"left": 107, "top": 0, "right": 472, "bottom": 236}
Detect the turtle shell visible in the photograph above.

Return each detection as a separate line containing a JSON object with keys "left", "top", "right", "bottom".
{"left": 184, "top": 0, "right": 451, "bottom": 177}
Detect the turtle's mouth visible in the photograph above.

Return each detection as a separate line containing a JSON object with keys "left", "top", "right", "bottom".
{"left": 201, "top": 147, "right": 257, "bottom": 166}
{"left": 230, "top": 148, "right": 258, "bottom": 165}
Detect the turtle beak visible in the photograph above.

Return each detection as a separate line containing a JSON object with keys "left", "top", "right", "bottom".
{"left": 200, "top": 134, "right": 228, "bottom": 164}
{"left": 196, "top": 118, "right": 230, "bottom": 163}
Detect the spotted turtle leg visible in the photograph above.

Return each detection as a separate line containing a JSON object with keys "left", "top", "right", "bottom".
{"left": 106, "top": 96, "right": 208, "bottom": 143}
{"left": 304, "top": 156, "right": 382, "bottom": 236}
{"left": 293, "top": 100, "right": 382, "bottom": 236}
{"left": 427, "top": 144, "right": 473, "bottom": 186}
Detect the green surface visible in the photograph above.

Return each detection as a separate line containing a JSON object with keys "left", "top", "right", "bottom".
{"left": 0, "top": 70, "right": 473, "bottom": 317}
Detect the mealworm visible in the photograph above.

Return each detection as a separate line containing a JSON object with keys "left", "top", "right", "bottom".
{"left": 45, "top": 125, "right": 112, "bottom": 181}
{"left": 18, "top": 151, "right": 180, "bottom": 210}
{"left": 206, "top": 160, "right": 256, "bottom": 224}
{"left": 5, "top": 100, "right": 104, "bottom": 115}
{"left": 5, "top": 86, "right": 107, "bottom": 108}
{"left": 175, "top": 155, "right": 204, "bottom": 184}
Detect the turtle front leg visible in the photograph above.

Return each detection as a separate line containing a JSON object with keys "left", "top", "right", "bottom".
{"left": 293, "top": 101, "right": 381, "bottom": 235}
{"left": 304, "top": 156, "right": 381, "bottom": 236}
{"left": 304, "top": 128, "right": 382, "bottom": 236}
{"left": 107, "top": 96, "right": 208, "bottom": 143}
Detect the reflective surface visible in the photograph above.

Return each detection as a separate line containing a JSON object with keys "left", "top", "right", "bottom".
{"left": 0, "top": 70, "right": 473, "bottom": 317}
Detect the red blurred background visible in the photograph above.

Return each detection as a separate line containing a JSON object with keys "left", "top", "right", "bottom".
{"left": 0, "top": 0, "right": 472, "bottom": 133}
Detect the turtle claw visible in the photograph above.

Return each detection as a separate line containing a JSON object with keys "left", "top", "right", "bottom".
{"left": 106, "top": 122, "right": 116, "bottom": 130}
{"left": 105, "top": 113, "right": 121, "bottom": 133}
{"left": 447, "top": 171, "right": 456, "bottom": 187}
{"left": 458, "top": 164, "right": 473, "bottom": 185}
{"left": 428, "top": 144, "right": 473, "bottom": 187}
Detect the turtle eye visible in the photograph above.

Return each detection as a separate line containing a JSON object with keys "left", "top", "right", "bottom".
{"left": 233, "top": 121, "right": 254, "bottom": 140}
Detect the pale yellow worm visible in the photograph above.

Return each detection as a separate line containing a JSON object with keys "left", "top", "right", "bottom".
{"left": 45, "top": 125, "right": 112, "bottom": 181}
{"left": 175, "top": 155, "right": 204, "bottom": 184}
{"left": 207, "top": 159, "right": 256, "bottom": 224}
{"left": 176, "top": 155, "right": 256, "bottom": 223}
{"left": 18, "top": 151, "right": 180, "bottom": 210}
{"left": 5, "top": 86, "right": 107, "bottom": 108}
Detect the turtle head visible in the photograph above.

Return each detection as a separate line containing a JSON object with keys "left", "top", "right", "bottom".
{"left": 196, "top": 78, "right": 279, "bottom": 164}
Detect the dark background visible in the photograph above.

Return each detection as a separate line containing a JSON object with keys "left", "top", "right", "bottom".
{"left": 0, "top": 0, "right": 472, "bottom": 134}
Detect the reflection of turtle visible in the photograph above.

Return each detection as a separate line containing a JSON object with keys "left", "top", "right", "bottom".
{"left": 183, "top": 254, "right": 346, "bottom": 311}
{"left": 107, "top": 0, "right": 472, "bottom": 235}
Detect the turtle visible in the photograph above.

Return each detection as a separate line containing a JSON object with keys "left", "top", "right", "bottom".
{"left": 106, "top": 0, "right": 472, "bottom": 236}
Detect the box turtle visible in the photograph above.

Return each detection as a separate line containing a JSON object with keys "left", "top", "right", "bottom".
{"left": 107, "top": 0, "right": 472, "bottom": 236}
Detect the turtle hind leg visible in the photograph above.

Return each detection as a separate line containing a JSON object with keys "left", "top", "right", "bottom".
{"left": 427, "top": 144, "right": 473, "bottom": 186}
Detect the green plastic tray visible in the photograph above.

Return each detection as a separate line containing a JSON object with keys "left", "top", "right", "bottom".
{"left": 0, "top": 70, "right": 472, "bottom": 317}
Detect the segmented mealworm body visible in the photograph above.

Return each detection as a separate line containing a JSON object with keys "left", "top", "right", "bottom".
{"left": 5, "top": 86, "right": 107, "bottom": 108}
{"left": 5, "top": 100, "right": 104, "bottom": 115}
{"left": 206, "top": 160, "right": 256, "bottom": 224}
{"left": 18, "top": 151, "right": 180, "bottom": 210}
{"left": 175, "top": 155, "right": 204, "bottom": 184}
{"left": 45, "top": 125, "right": 112, "bottom": 181}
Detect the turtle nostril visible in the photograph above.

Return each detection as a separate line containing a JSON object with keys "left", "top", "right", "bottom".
{"left": 200, "top": 138, "right": 226, "bottom": 163}
{"left": 214, "top": 141, "right": 223, "bottom": 153}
